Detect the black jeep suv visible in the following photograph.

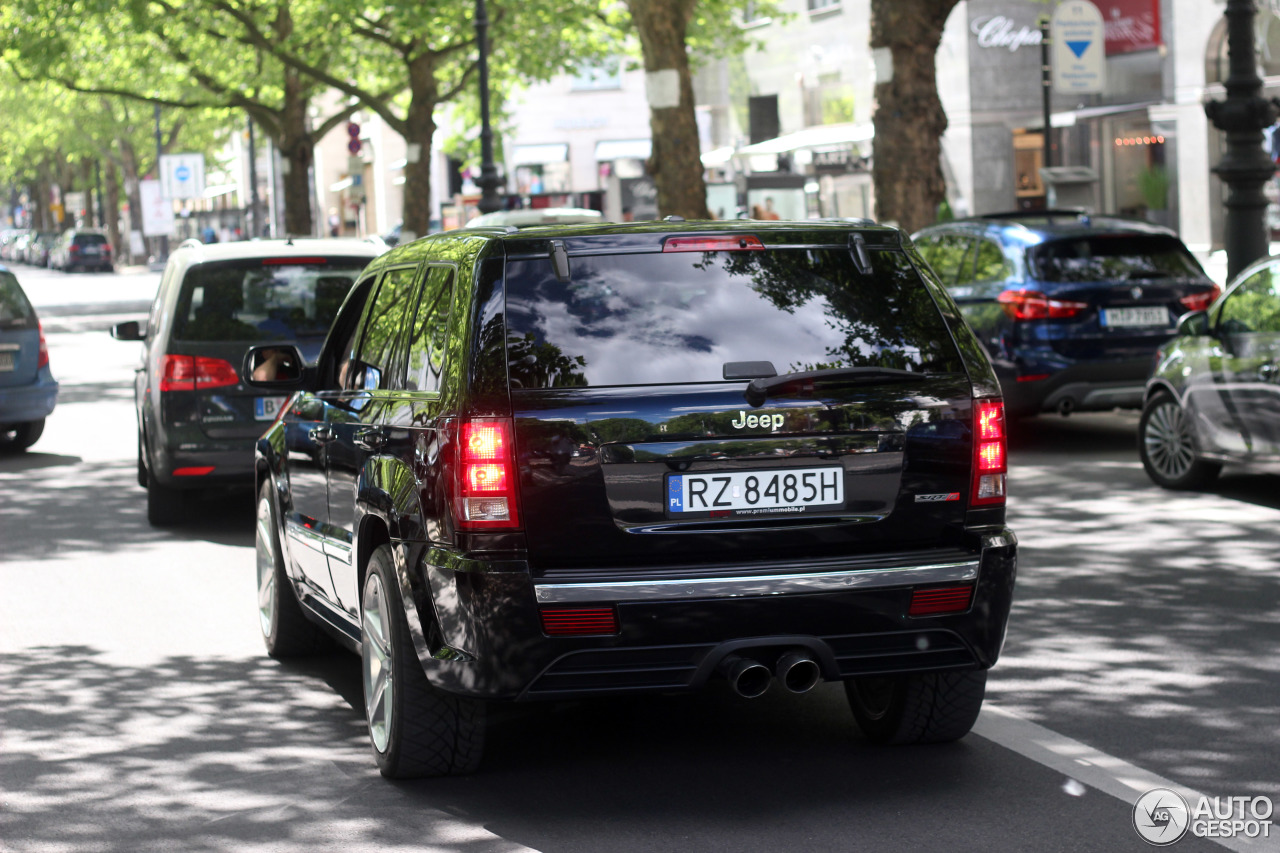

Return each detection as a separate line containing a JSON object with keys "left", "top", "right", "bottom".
{"left": 245, "top": 221, "right": 1018, "bottom": 777}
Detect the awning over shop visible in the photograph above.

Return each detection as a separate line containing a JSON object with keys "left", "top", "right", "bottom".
{"left": 737, "top": 122, "right": 874, "bottom": 155}
{"left": 512, "top": 143, "right": 569, "bottom": 166}
{"left": 1027, "top": 100, "right": 1160, "bottom": 130}
{"left": 202, "top": 184, "right": 238, "bottom": 199}
{"left": 594, "top": 139, "right": 651, "bottom": 161}
{"left": 701, "top": 146, "right": 735, "bottom": 167}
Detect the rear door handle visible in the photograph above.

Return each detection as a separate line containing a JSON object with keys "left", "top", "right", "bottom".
{"left": 353, "top": 426, "right": 386, "bottom": 451}
{"left": 309, "top": 424, "right": 335, "bottom": 443}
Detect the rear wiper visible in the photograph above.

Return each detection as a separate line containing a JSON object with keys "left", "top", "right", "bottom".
{"left": 744, "top": 367, "right": 928, "bottom": 407}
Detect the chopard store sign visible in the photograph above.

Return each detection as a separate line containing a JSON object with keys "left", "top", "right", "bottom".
{"left": 971, "top": 15, "right": 1042, "bottom": 52}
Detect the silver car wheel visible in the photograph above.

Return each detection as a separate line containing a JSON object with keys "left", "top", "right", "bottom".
{"left": 362, "top": 574, "right": 394, "bottom": 753}
{"left": 255, "top": 495, "right": 276, "bottom": 638}
{"left": 1143, "top": 400, "right": 1196, "bottom": 480}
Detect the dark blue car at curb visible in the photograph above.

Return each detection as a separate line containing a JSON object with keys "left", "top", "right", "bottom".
{"left": 0, "top": 266, "right": 57, "bottom": 452}
{"left": 914, "top": 211, "right": 1219, "bottom": 418}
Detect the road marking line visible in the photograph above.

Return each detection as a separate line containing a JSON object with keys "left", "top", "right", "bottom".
{"left": 974, "top": 704, "right": 1277, "bottom": 852}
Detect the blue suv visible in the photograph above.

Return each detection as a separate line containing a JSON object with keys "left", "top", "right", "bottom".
{"left": 914, "top": 211, "right": 1219, "bottom": 418}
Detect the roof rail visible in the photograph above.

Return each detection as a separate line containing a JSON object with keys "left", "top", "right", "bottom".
{"left": 178, "top": 238, "right": 203, "bottom": 250}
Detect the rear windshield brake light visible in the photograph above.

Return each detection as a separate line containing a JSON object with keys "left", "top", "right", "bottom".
{"left": 663, "top": 235, "right": 765, "bottom": 253}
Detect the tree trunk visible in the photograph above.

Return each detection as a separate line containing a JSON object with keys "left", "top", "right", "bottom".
{"left": 870, "top": 0, "right": 958, "bottom": 234}
{"left": 277, "top": 70, "right": 315, "bottom": 236}
{"left": 118, "top": 140, "right": 147, "bottom": 265}
{"left": 105, "top": 162, "right": 122, "bottom": 260}
{"left": 400, "top": 58, "right": 439, "bottom": 241}
{"left": 627, "top": 0, "right": 710, "bottom": 220}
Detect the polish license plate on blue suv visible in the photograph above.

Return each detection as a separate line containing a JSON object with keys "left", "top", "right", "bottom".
{"left": 667, "top": 467, "right": 844, "bottom": 516}
{"left": 1101, "top": 307, "right": 1168, "bottom": 327}
{"left": 254, "top": 396, "right": 288, "bottom": 421}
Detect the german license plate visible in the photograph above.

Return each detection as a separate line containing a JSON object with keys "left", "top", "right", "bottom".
{"left": 254, "top": 396, "right": 288, "bottom": 421}
{"left": 1101, "top": 306, "right": 1168, "bottom": 327}
{"left": 667, "top": 466, "right": 844, "bottom": 516}
{"left": 82, "top": 246, "right": 100, "bottom": 255}
{"left": 0, "top": 353, "right": 13, "bottom": 372}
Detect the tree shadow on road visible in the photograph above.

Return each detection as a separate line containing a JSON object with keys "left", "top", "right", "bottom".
{"left": 0, "top": 457, "right": 255, "bottom": 560}
{"left": 998, "top": 440, "right": 1280, "bottom": 797}
{"left": 0, "top": 645, "right": 1153, "bottom": 853}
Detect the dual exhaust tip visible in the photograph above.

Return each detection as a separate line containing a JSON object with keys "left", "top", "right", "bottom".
{"left": 719, "top": 651, "right": 822, "bottom": 699}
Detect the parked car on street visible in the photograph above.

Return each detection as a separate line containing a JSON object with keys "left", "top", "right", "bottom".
{"left": 0, "top": 266, "right": 57, "bottom": 452}
{"left": 111, "top": 238, "right": 382, "bottom": 526}
{"left": 27, "top": 232, "right": 59, "bottom": 267}
{"left": 244, "top": 220, "right": 1018, "bottom": 778}
{"left": 913, "top": 211, "right": 1219, "bottom": 418}
{"left": 51, "top": 229, "right": 114, "bottom": 273}
{"left": 1139, "top": 253, "right": 1280, "bottom": 489}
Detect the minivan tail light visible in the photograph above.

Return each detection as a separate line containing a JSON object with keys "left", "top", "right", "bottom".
{"left": 453, "top": 419, "right": 520, "bottom": 529}
{"left": 540, "top": 607, "right": 619, "bottom": 636}
{"left": 1179, "top": 285, "right": 1220, "bottom": 313}
{"left": 663, "top": 235, "right": 765, "bottom": 253}
{"left": 158, "top": 355, "right": 240, "bottom": 392}
{"left": 37, "top": 322, "right": 49, "bottom": 369}
{"left": 997, "top": 289, "right": 1088, "bottom": 320}
{"left": 971, "top": 399, "right": 1007, "bottom": 507}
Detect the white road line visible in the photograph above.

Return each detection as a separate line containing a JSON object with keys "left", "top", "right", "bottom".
{"left": 974, "top": 704, "right": 1279, "bottom": 852}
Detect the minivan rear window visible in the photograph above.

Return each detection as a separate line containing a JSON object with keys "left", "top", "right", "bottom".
{"left": 1030, "top": 235, "right": 1203, "bottom": 282}
{"left": 504, "top": 247, "right": 963, "bottom": 388}
{"left": 172, "top": 258, "right": 369, "bottom": 342}
{"left": 0, "top": 273, "right": 36, "bottom": 329}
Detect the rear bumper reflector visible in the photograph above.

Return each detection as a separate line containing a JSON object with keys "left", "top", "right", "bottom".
{"left": 172, "top": 466, "right": 215, "bottom": 476}
{"left": 908, "top": 584, "right": 975, "bottom": 616}
{"left": 540, "top": 607, "right": 620, "bottom": 636}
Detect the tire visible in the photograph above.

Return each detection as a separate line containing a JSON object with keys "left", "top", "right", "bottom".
{"left": 136, "top": 436, "right": 148, "bottom": 488}
{"left": 362, "top": 544, "right": 485, "bottom": 778}
{"left": 845, "top": 669, "right": 987, "bottom": 745}
{"left": 256, "top": 481, "right": 328, "bottom": 657}
{"left": 1138, "top": 391, "right": 1221, "bottom": 490}
{"left": 146, "top": 470, "right": 187, "bottom": 526}
{"left": 0, "top": 418, "right": 45, "bottom": 452}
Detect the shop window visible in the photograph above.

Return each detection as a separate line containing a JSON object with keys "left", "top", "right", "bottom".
{"left": 1013, "top": 131, "right": 1045, "bottom": 199}
{"left": 807, "top": 0, "right": 840, "bottom": 13}
{"left": 515, "top": 161, "right": 571, "bottom": 195}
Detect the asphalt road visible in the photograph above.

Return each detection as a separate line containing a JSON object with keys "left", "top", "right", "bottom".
{"left": 2, "top": 262, "right": 1277, "bottom": 853}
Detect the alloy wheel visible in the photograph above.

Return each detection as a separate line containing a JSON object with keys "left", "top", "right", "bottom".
{"left": 1143, "top": 400, "right": 1196, "bottom": 481}
{"left": 255, "top": 495, "right": 276, "bottom": 638}
{"left": 362, "top": 574, "right": 394, "bottom": 753}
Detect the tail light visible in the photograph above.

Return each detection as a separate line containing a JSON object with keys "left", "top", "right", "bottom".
{"left": 663, "top": 235, "right": 765, "bottom": 252}
{"left": 158, "top": 355, "right": 240, "bottom": 392}
{"left": 37, "top": 322, "right": 49, "bottom": 369}
{"left": 69, "top": 245, "right": 80, "bottom": 255}
{"left": 1179, "top": 285, "right": 1220, "bottom": 313}
{"left": 971, "top": 398, "right": 1007, "bottom": 507}
{"left": 452, "top": 418, "right": 521, "bottom": 529}
{"left": 909, "top": 584, "right": 974, "bottom": 616}
{"left": 540, "top": 607, "right": 619, "bottom": 636}
{"left": 997, "top": 289, "right": 1088, "bottom": 320}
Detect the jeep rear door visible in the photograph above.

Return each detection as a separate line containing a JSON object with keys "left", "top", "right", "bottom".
{"left": 502, "top": 230, "right": 980, "bottom": 575}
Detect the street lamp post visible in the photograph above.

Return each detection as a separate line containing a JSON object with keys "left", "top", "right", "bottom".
{"left": 1205, "top": 0, "right": 1280, "bottom": 281}
{"left": 474, "top": 0, "right": 501, "bottom": 215}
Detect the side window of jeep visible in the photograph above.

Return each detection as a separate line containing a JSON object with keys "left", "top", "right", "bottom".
{"left": 405, "top": 265, "right": 456, "bottom": 393}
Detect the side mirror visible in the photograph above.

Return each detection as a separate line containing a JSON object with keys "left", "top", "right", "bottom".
{"left": 243, "top": 344, "right": 306, "bottom": 388}
{"left": 111, "top": 320, "right": 146, "bottom": 341}
{"left": 1176, "top": 310, "right": 1210, "bottom": 337}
